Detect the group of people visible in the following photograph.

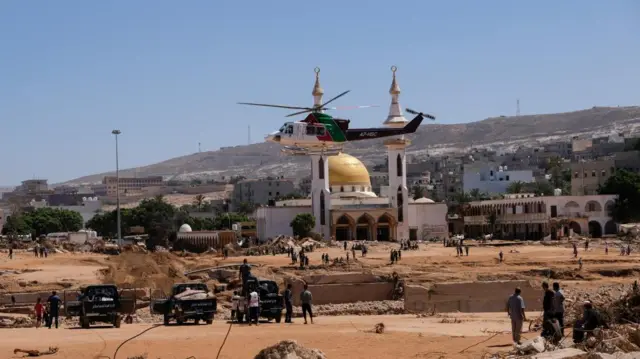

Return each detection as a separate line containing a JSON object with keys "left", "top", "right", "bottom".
{"left": 390, "top": 249, "right": 402, "bottom": 264}
{"left": 507, "top": 281, "right": 607, "bottom": 345}
{"left": 33, "top": 244, "right": 48, "bottom": 258}
{"left": 32, "top": 291, "right": 61, "bottom": 329}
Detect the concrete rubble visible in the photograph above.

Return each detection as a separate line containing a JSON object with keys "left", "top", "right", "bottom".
{"left": 254, "top": 340, "right": 326, "bottom": 359}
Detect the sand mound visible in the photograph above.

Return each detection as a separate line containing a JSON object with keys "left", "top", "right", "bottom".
{"left": 101, "top": 252, "right": 188, "bottom": 294}
{"left": 254, "top": 340, "right": 326, "bottom": 359}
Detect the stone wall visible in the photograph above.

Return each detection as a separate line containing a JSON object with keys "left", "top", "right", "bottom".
{"left": 405, "top": 280, "right": 542, "bottom": 313}
{"left": 0, "top": 288, "right": 148, "bottom": 306}
{"left": 284, "top": 273, "right": 394, "bottom": 306}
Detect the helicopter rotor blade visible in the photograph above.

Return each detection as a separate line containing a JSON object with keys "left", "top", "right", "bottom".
{"left": 319, "top": 90, "right": 350, "bottom": 108}
{"left": 406, "top": 108, "right": 436, "bottom": 120}
{"left": 237, "top": 102, "right": 312, "bottom": 110}
{"left": 285, "top": 109, "right": 314, "bottom": 117}
{"left": 324, "top": 105, "right": 379, "bottom": 110}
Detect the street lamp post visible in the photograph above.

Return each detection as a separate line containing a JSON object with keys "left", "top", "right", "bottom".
{"left": 112, "top": 129, "right": 122, "bottom": 246}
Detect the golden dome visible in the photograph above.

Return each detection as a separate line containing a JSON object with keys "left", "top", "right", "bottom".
{"left": 328, "top": 153, "right": 371, "bottom": 187}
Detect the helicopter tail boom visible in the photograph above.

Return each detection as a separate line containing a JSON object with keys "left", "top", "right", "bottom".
{"left": 343, "top": 113, "right": 428, "bottom": 141}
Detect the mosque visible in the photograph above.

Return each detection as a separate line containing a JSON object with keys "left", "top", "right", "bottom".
{"left": 255, "top": 67, "right": 449, "bottom": 242}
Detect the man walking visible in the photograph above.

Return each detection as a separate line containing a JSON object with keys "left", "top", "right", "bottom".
{"left": 47, "top": 291, "right": 61, "bottom": 329}
{"left": 541, "top": 282, "right": 556, "bottom": 338}
{"left": 300, "top": 284, "right": 314, "bottom": 324}
{"left": 284, "top": 283, "right": 293, "bottom": 323}
{"left": 553, "top": 282, "right": 565, "bottom": 335}
{"left": 507, "top": 287, "right": 526, "bottom": 345}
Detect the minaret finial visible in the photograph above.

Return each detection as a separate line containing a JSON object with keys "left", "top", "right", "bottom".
{"left": 312, "top": 66, "right": 324, "bottom": 107}
{"left": 389, "top": 65, "right": 400, "bottom": 95}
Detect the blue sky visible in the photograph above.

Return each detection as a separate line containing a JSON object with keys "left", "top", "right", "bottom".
{"left": 0, "top": 1, "right": 638, "bottom": 185}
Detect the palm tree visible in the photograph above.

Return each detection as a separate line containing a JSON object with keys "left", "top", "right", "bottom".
{"left": 193, "top": 194, "right": 206, "bottom": 211}
{"left": 506, "top": 181, "right": 525, "bottom": 194}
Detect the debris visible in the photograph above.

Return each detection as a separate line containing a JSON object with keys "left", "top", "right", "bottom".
{"left": 13, "top": 347, "right": 58, "bottom": 357}
{"left": 254, "top": 339, "right": 326, "bottom": 359}
{"left": 374, "top": 322, "right": 385, "bottom": 334}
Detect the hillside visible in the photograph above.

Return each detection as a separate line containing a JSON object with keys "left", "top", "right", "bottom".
{"left": 64, "top": 106, "right": 640, "bottom": 184}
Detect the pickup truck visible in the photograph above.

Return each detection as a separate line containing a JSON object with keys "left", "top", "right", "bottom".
{"left": 233, "top": 278, "right": 283, "bottom": 323}
{"left": 65, "top": 284, "right": 135, "bottom": 329}
{"left": 151, "top": 283, "right": 217, "bottom": 325}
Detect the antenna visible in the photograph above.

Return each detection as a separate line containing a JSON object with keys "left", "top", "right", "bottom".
{"left": 248, "top": 125, "right": 251, "bottom": 145}
{"left": 516, "top": 99, "right": 521, "bottom": 117}
{"left": 198, "top": 142, "right": 201, "bottom": 153}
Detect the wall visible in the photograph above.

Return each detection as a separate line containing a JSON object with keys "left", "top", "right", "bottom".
{"left": 0, "top": 288, "right": 148, "bottom": 306}
{"left": 284, "top": 273, "right": 393, "bottom": 306}
{"left": 408, "top": 203, "right": 449, "bottom": 240}
{"left": 463, "top": 163, "right": 534, "bottom": 195}
{"left": 570, "top": 159, "right": 615, "bottom": 195}
{"left": 256, "top": 206, "right": 313, "bottom": 241}
{"left": 405, "top": 280, "right": 542, "bottom": 313}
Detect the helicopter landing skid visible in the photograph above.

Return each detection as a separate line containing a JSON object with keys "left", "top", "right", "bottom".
{"left": 281, "top": 145, "right": 343, "bottom": 156}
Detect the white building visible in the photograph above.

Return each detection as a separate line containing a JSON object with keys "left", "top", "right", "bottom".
{"left": 463, "top": 162, "right": 534, "bottom": 195}
{"left": 231, "top": 178, "right": 296, "bottom": 209}
{"left": 464, "top": 193, "right": 618, "bottom": 240}
{"left": 27, "top": 197, "right": 102, "bottom": 226}
{"left": 255, "top": 67, "right": 448, "bottom": 242}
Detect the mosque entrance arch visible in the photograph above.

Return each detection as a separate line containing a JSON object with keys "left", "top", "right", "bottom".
{"left": 356, "top": 214, "right": 375, "bottom": 241}
{"left": 334, "top": 214, "right": 354, "bottom": 242}
{"left": 376, "top": 213, "right": 395, "bottom": 241}
{"left": 588, "top": 221, "right": 602, "bottom": 238}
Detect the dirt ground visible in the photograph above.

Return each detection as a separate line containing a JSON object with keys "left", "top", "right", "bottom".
{"left": 0, "top": 238, "right": 638, "bottom": 358}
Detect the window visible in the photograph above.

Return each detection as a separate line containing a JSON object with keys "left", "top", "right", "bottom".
{"left": 268, "top": 192, "right": 272, "bottom": 196}
{"left": 286, "top": 125, "right": 293, "bottom": 134}
{"left": 601, "top": 170, "right": 606, "bottom": 177}
{"left": 320, "top": 192, "right": 326, "bottom": 225}
{"left": 318, "top": 157, "right": 325, "bottom": 179}
{"left": 592, "top": 170, "right": 596, "bottom": 177}
{"left": 574, "top": 172, "right": 579, "bottom": 178}
{"left": 396, "top": 154, "right": 403, "bottom": 177}
{"left": 583, "top": 172, "right": 588, "bottom": 178}
{"left": 317, "top": 126, "right": 325, "bottom": 136}
{"left": 397, "top": 186, "right": 404, "bottom": 222}
{"left": 506, "top": 175, "right": 510, "bottom": 181}
{"left": 276, "top": 192, "right": 280, "bottom": 196}
{"left": 306, "top": 125, "right": 315, "bottom": 135}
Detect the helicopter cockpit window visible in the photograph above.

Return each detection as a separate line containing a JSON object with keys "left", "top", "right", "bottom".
{"left": 306, "top": 125, "right": 315, "bottom": 136}
{"left": 316, "top": 126, "right": 326, "bottom": 136}
{"left": 279, "top": 125, "right": 286, "bottom": 133}
{"left": 286, "top": 125, "right": 293, "bottom": 134}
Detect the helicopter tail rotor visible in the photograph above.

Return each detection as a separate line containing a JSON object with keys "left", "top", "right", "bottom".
{"left": 406, "top": 108, "right": 436, "bottom": 120}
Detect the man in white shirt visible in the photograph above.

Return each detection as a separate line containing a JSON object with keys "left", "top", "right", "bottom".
{"left": 249, "top": 290, "right": 259, "bottom": 325}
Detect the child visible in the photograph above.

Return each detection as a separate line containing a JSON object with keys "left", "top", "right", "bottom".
{"left": 34, "top": 298, "right": 44, "bottom": 328}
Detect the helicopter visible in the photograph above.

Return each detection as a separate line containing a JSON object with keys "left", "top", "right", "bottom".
{"left": 238, "top": 90, "right": 435, "bottom": 153}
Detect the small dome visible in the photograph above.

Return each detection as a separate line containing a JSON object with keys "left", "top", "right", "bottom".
{"left": 414, "top": 197, "right": 435, "bottom": 203}
{"left": 179, "top": 224, "right": 193, "bottom": 232}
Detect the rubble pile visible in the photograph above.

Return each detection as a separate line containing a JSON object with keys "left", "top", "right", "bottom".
{"left": 254, "top": 340, "right": 326, "bottom": 359}
{"left": 100, "top": 252, "right": 188, "bottom": 294}
{"left": 0, "top": 314, "right": 33, "bottom": 328}
{"left": 311, "top": 300, "right": 404, "bottom": 316}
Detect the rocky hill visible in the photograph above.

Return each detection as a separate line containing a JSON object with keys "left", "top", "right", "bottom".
{"left": 64, "top": 106, "right": 640, "bottom": 184}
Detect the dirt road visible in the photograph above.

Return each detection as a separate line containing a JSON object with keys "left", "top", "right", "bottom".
{"left": 1, "top": 314, "right": 534, "bottom": 359}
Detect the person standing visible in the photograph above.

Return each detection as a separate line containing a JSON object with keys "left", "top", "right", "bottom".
{"left": 541, "top": 282, "right": 555, "bottom": 338}
{"left": 239, "top": 259, "right": 251, "bottom": 284}
{"left": 283, "top": 284, "right": 293, "bottom": 323}
{"left": 34, "top": 298, "right": 44, "bottom": 328}
{"left": 8, "top": 247, "right": 13, "bottom": 259}
{"left": 507, "top": 287, "right": 526, "bottom": 345}
{"left": 300, "top": 284, "right": 314, "bottom": 324}
{"left": 47, "top": 291, "right": 61, "bottom": 329}
{"left": 248, "top": 289, "right": 259, "bottom": 326}
{"left": 552, "top": 282, "right": 565, "bottom": 335}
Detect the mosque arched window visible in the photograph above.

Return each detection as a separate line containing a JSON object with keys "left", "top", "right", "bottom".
{"left": 397, "top": 185, "right": 404, "bottom": 222}
{"left": 320, "top": 192, "right": 326, "bottom": 225}
{"left": 318, "top": 157, "right": 325, "bottom": 179}
{"left": 396, "top": 154, "right": 403, "bottom": 177}
{"left": 340, "top": 186, "right": 344, "bottom": 192}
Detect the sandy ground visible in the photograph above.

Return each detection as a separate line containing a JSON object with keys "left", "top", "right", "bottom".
{"left": 1, "top": 238, "right": 638, "bottom": 358}
{"left": 1, "top": 314, "right": 539, "bottom": 359}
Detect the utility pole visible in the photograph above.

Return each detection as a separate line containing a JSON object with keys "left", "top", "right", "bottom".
{"left": 111, "top": 129, "right": 122, "bottom": 246}
{"left": 516, "top": 99, "right": 520, "bottom": 117}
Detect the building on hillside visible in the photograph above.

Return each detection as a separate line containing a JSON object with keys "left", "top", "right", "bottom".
{"left": 231, "top": 178, "right": 295, "bottom": 209}
{"left": 463, "top": 193, "right": 617, "bottom": 240}
{"left": 463, "top": 162, "right": 534, "bottom": 195}
{"left": 571, "top": 159, "right": 615, "bottom": 195}
{"left": 20, "top": 179, "right": 50, "bottom": 194}
{"left": 103, "top": 176, "right": 163, "bottom": 197}
{"left": 255, "top": 68, "right": 448, "bottom": 243}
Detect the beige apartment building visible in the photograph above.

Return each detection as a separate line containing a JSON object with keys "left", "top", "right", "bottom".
{"left": 102, "top": 176, "right": 164, "bottom": 197}
{"left": 570, "top": 159, "right": 615, "bottom": 195}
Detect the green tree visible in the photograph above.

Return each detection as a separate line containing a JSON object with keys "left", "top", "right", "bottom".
{"left": 21, "top": 208, "right": 84, "bottom": 237}
{"left": 412, "top": 185, "right": 425, "bottom": 200}
{"left": 598, "top": 169, "right": 640, "bottom": 223}
{"left": 290, "top": 213, "right": 315, "bottom": 238}
{"left": 506, "top": 181, "right": 525, "bottom": 194}
{"left": 213, "top": 212, "right": 249, "bottom": 230}
{"left": 234, "top": 201, "right": 256, "bottom": 215}
{"left": 1, "top": 214, "right": 31, "bottom": 236}
{"left": 193, "top": 194, "right": 206, "bottom": 211}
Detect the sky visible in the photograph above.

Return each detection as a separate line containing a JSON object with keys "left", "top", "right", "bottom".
{"left": 0, "top": 1, "right": 638, "bottom": 185}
